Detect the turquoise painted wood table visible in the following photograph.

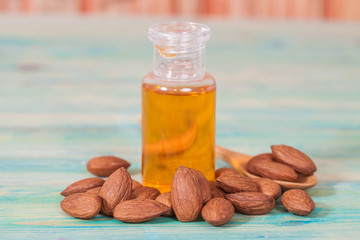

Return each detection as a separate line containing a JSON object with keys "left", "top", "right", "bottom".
{"left": 1, "top": 16, "right": 360, "bottom": 239}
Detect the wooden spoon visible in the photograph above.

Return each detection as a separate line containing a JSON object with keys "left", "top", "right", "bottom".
{"left": 215, "top": 145, "right": 317, "bottom": 189}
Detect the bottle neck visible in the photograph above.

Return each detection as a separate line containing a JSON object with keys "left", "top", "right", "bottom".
{"left": 153, "top": 45, "right": 206, "bottom": 81}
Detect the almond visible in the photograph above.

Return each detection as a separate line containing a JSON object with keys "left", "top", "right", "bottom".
{"left": 209, "top": 181, "right": 226, "bottom": 199}
{"left": 225, "top": 192, "right": 275, "bottom": 215}
{"left": 86, "top": 186, "right": 102, "bottom": 196}
{"left": 271, "top": 145, "right": 317, "bottom": 175}
{"left": 215, "top": 167, "right": 239, "bottom": 178}
{"left": 61, "top": 177, "right": 105, "bottom": 197}
{"left": 281, "top": 189, "right": 315, "bottom": 216}
{"left": 216, "top": 174, "right": 258, "bottom": 193}
{"left": 131, "top": 186, "right": 160, "bottom": 200}
{"left": 252, "top": 178, "right": 281, "bottom": 200}
{"left": 60, "top": 193, "right": 101, "bottom": 219}
{"left": 247, "top": 153, "right": 298, "bottom": 182}
{"left": 99, "top": 167, "right": 132, "bottom": 216}
{"left": 155, "top": 192, "right": 174, "bottom": 217}
{"left": 87, "top": 156, "right": 131, "bottom": 177}
{"left": 113, "top": 199, "right": 169, "bottom": 223}
{"left": 189, "top": 168, "right": 212, "bottom": 204}
{"left": 201, "top": 198, "right": 234, "bottom": 226}
{"left": 171, "top": 166, "right": 203, "bottom": 222}
{"left": 132, "top": 179, "right": 142, "bottom": 190}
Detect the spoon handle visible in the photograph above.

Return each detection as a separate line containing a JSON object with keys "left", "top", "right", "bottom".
{"left": 215, "top": 145, "right": 252, "bottom": 173}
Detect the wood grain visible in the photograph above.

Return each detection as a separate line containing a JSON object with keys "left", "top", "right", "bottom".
{"left": 0, "top": 16, "right": 359, "bottom": 239}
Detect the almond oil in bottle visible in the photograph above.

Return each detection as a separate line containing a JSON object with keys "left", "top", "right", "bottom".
{"left": 142, "top": 22, "right": 215, "bottom": 192}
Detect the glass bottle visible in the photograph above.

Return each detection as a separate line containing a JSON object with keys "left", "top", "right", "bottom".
{"left": 142, "top": 22, "right": 216, "bottom": 192}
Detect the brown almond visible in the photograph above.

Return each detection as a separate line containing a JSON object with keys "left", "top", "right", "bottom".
{"left": 247, "top": 153, "right": 298, "bottom": 182}
{"left": 132, "top": 179, "right": 142, "bottom": 190}
{"left": 171, "top": 166, "right": 203, "bottom": 222}
{"left": 155, "top": 192, "right": 174, "bottom": 217}
{"left": 246, "top": 153, "right": 272, "bottom": 172}
{"left": 201, "top": 198, "right": 234, "bottom": 226}
{"left": 209, "top": 181, "right": 226, "bottom": 199}
{"left": 281, "top": 189, "right": 315, "bottom": 216}
{"left": 61, "top": 178, "right": 105, "bottom": 197}
{"left": 86, "top": 186, "right": 102, "bottom": 196}
{"left": 99, "top": 167, "right": 132, "bottom": 216}
{"left": 131, "top": 186, "right": 160, "bottom": 200}
{"left": 189, "top": 168, "right": 212, "bottom": 204}
{"left": 113, "top": 199, "right": 169, "bottom": 223}
{"left": 216, "top": 174, "right": 258, "bottom": 193}
{"left": 60, "top": 193, "right": 101, "bottom": 219}
{"left": 271, "top": 145, "right": 317, "bottom": 175}
{"left": 252, "top": 178, "right": 281, "bottom": 200}
{"left": 215, "top": 167, "right": 239, "bottom": 178}
{"left": 225, "top": 192, "right": 275, "bottom": 215}
{"left": 87, "top": 156, "right": 131, "bottom": 177}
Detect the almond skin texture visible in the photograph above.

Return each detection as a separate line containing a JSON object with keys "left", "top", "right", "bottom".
{"left": 131, "top": 186, "right": 160, "bottom": 200}
{"left": 132, "top": 179, "right": 142, "bottom": 190}
{"left": 86, "top": 186, "right": 102, "bottom": 196}
{"left": 225, "top": 192, "right": 275, "bottom": 215}
{"left": 247, "top": 153, "right": 298, "bottom": 182}
{"left": 216, "top": 174, "right": 258, "bottom": 193}
{"left": 113, "top": 199, "right": 169, "bottom": 223}
{"left": 189, "top": 168, "right": 212, "bottom": 204}
{"left": 281, "top": 189, "right": 315, "bottom": 216}
{"left": 155, "top": 192, "right": 174, "bottom": 217}
{"left": 201, "top": 198, "right": 234, "bottom": 226}
{"left": 171, "top": 166, "right": 203, "bottom": 222}
{"left": 60, "top": 193, "right": 101, "bottom": 219}
{"left": 215, "top": 167, "right": 239, "bottom": 178}
{"left": 271, "top": 145, "right": 317, "bottom": 176}
{"left": 87, "top": 156, "right": 130, "bottom": 177}
{"left": 252, "top": 178, "right": 281, "bottom": 200}
{"left": 99, "top": 167, "right": 132, "bottom": 216}
{"left": 209, "top": 181, "right": 226, "bottom": 199}
{"left": 61, "top": 178, "right": 105, "bottom": 196}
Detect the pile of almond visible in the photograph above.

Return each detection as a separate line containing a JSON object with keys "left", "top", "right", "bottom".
{"left": 247, "top": 144, "right": 317, "bottom": 181}
{"left": 60, "top": 144, "right": 317, "bottom": 226}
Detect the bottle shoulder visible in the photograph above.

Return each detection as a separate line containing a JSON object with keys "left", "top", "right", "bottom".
{"left": 142, "top": 72, "right": 215, "bottom": 86}
{"left": 142, "top": 72, "right": 215, "bottom": 95}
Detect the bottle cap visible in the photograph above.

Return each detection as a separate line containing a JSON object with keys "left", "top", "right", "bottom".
{"left": 148, "top": 22, "right": 211, "bottom": 53}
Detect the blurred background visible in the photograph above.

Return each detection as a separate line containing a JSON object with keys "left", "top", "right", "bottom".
{"left": 0, "top": 0, "right": 359, "bottom": 20}
{"left": 0, "top": 0, "right": 359, "bottom": 158}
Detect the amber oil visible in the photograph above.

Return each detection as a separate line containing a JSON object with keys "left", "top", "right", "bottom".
{"left": 142, "top": 73, "right": 215, "bottom": 192}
